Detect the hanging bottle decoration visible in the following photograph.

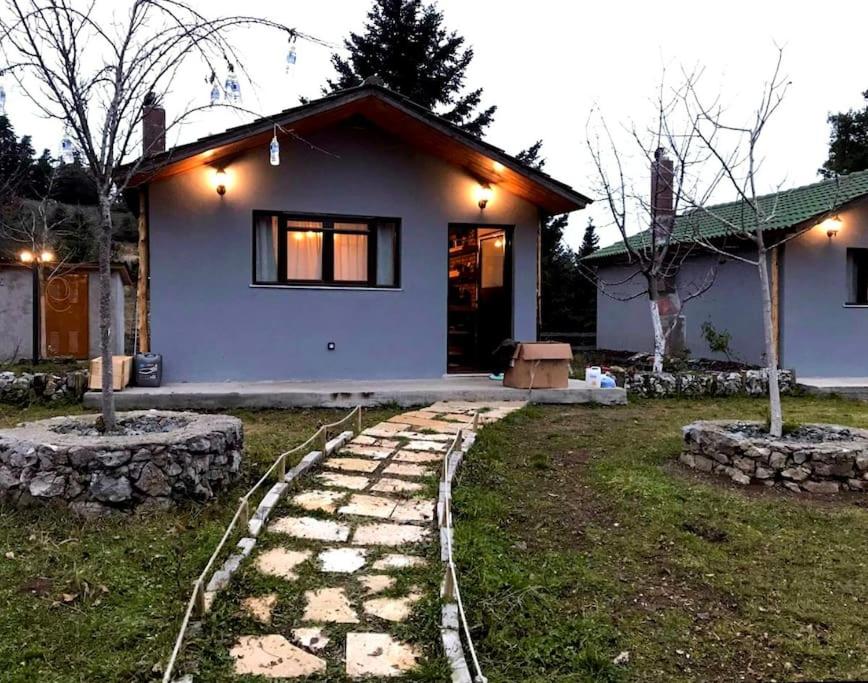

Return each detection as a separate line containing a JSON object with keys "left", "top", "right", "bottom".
{"left": 208, "top": 70, "right": 220, "bottom": 105}
{"left": 224, "top": 63, "right": 241, "bottom": 104}
{"left": 60, "top": 127, "right": 75, "bottom": 164}
{"left": 0, "top": 83, "right": 6, "bottom": 117}
{"left": 286, "top": 31, "right": 297, "bottom": 73}
{"left": 269, "top": 129, "right": 280, "bottom": 166}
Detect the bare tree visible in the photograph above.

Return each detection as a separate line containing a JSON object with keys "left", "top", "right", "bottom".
{"left": 586, "top": 76, "right": 719, "bottom": 373}
{"left": 0, "top": 0, "right": 327, "bottom": 430}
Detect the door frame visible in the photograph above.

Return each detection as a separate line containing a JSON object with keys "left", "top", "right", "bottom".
{"left": 446, "top": 223, "right": 515, "bottom": 373}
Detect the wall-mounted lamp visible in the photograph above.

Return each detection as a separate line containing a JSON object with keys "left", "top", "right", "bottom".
{"left": 215, "top": 168, "right": 227, "bottom": 196}
{"left": 820, "top": 215, "right": 842, "bottom": 238}
{"left": 477, "top": 183, "right": 493, "bottom": 210}
{"left": 18, "top": 248, "right": 54, "bottom": 364}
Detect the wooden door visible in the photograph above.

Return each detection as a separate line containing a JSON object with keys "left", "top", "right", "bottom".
{"left": 45, "top": 273, "right": 89, "bottom": 359}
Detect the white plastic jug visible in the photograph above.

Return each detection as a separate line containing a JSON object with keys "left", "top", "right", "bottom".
{"left": 585, "top": 366, "right": 602, "bottom": 389}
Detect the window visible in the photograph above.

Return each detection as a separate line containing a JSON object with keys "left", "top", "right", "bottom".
{"left": 253, "top": 212, "right": 400, "bottom": 287}
{"left": 847, "top": 248, "right": 868, "bottom": 305}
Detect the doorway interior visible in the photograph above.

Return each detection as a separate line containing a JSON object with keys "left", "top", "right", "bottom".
{"left": 447, "top": 224, "right": 513, "bottom": 373}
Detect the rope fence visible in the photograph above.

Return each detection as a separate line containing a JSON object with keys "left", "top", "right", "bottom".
{"left": 162, "top": 405, "right": 363, "bottom": 683}
{"left": 439, "top": 411, "right": 488, "bottom": 683}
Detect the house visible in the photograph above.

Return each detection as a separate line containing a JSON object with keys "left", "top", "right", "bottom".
{"left": 586, "top": 168, "right": 868, "bottom": 378}
{"left": 0, "top": 261, "right": 129, "bottom": 362}
{"left": 125, "top": 81, "right": 591, "bottom": 383}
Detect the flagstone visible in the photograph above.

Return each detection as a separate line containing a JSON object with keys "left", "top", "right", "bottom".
{"left": 292, "top": 626, "right": 330, "bottom": 652}
{"left": 382, "top": 462, "right": 431, "bottom": 478}
{"left": 317, "top": 472, "right": 371, "bottom": 491}
{"left": 242, "top": 594, "right": 278, "bottom": 624}
{"left": 363, "top": 592, "right": 422, "bottom": 622}
{"left": 371, "top": 553, "right": 427, "bottom": 570}
{"left": 396, "top": 415, "right": 462, "bottom": 432}
{"left": 339, "top": 494, "right": 398, "bottom": 519}
{"left": 341, "top": 444, "right": 394, "bottom": 459}
{"left": 364, "top": 422, "right": 409, "bottom": 437}
{"left": 270, "top": 516, "right": 350, "bottom": 542}
{"left": 345, "top": 632, "right": 420, "bottom": 678}
{"left": 291, "top": 489, "right": 346, "bottom": 513}
{"left": 403, "top": 440, "right": 448, "bottom": 452}
{"left": 302, "top": 587, "right": 359, "bottom": 623}
{"left": 358, "top": 574, "right": 397, "bottom": 594}
{"left": 370, "top": 478, "right": 424, "bottom": 494}
{"left": 318, "top": 547, "right": 367, "bottom": 573}
{"left": 231, "top": 634, "right": 326, "bottom": 678}
{"left": 352, "top": 522, "right": 430, "bottom": 546}
{"left": 323, "top": 457, "right": 380, "bottom": 473}
{"left": 391, "top": 499, "right": 435, "bottom": 523}
{"left": 255, "top": 548, "right": 312, "bottom": 581}
{"left": 350, "top": 435, "right": 377, "bottom": 445}
{"left": 393, "top": 450, "right": 442, "bottom": 463}
{"left": 395, "top": 431, "right": 454, "bottom": 442}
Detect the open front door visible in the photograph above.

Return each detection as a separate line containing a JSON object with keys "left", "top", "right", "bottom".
{"left": 447, "top": 224, "right": 513, "bottom": 373}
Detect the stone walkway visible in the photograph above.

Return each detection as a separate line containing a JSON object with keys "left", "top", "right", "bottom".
{"left": 224, "top": 401, "right": 522, "bottom": 679}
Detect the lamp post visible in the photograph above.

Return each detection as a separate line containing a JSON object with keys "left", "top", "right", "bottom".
{"left": 18, "top": 249, "right": 54, "bottom": 364}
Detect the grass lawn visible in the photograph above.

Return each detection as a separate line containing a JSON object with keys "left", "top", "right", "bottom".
{"left": 0, "top": 404, "right": 399, "bottom": 683}
{"left": 453, "top": 396, "right": 868, "bottom": 683}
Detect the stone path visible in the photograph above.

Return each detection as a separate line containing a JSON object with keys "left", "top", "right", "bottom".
{"left": 225, "top": 401, "right": 523, "bottom": 679}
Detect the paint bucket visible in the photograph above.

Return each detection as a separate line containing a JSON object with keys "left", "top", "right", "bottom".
{"left": 585, "top": 366, "right": 602, "bottom": 388}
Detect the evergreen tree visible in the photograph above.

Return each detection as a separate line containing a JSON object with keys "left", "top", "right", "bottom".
{"left": 326, "top": 0, "right": 496, "bottom": 136}
{"left": 821, "top": 89, "right": 868, "bottom": 178}
{"left": 578, "top": 218, "right": 599, "bottom": 258}
{"left": 0, "top": 115, "right": 36, "bottom": 204}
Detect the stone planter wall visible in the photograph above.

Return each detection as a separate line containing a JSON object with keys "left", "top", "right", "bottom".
{"left": 0, "top": 410, "right": 243, "bottom": 515}
{"left": 681, "top": 420, "right": 868, "bottom": 493}
{"left": 626, "top": 369, "right": 796, "bottom": 398}
{"left": 0, "top": 369, "right": 89, "bottom": 405}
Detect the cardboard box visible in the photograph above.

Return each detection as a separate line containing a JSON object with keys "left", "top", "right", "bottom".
{"left": 503, "top": 342, "right": 573, "bottom": 389}
{"left": 88, "top": 355, "right": 133, "bottom": 391}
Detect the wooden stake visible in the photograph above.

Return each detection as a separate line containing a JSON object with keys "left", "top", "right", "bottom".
{"left": 276, "top": 454, "right": 285, "bottom": 481}
{"left": 136, "top": 188, "right": 150, "bottom": 353}
{"left": 193, "top": 580, "right": 206, "bottom": 617}
{"left": 356, "top": 406, "right": 362, "bottom": 434}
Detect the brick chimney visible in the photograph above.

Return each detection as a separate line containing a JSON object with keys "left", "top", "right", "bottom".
{"left": 651, "top": 147, "right": 674, "bottom": 225}
{"left": 141, "top": 92, "right": 165, "bottom": 156}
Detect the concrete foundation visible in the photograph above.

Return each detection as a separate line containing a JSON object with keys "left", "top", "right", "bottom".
{"left": 83, "top": 376, "right": 626, "bottom": 410}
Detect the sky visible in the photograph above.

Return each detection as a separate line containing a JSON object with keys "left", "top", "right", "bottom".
{"left": 3, "top": 0, "right": 868, "bottom": 249}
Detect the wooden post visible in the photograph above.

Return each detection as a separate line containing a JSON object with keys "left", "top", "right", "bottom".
{"left": 193, "top": 580, "right": 206, "bottom": 617}
{"left": 319, "top": 427, "right": 329, "bottom": 454}
{"left": 443, "top": 566, "right": 456, "bottom": 600}
{"left": 770, "top": 246, "right": 780, "bottom": 362}
{"left": 238, "top": 497, "right": 249, "bottom": 528}
{"left": 276, "top": 454, "right": 285, "bottom": 481}
{"left": 136, "top": 188, "right": 150, "bottom": 353}
{"left": 356, "top": 406, "right": 362, "bottom": 434}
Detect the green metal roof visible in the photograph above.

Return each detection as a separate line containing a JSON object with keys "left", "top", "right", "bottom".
{"left": 585, "top": 169, "right": 868, "bottom": 261}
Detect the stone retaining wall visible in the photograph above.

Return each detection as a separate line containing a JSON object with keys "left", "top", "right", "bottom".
{"left": 626, "top": 369, "right": 796, "bottom": 398}
{"left": 0, "top": 369, "right": 88, "bottom": 405}
{"left": 681, "top": 420, "right": 868, "bottom": 493}
{"left": 0, "top": 410, "right": 243, "bottom": 515}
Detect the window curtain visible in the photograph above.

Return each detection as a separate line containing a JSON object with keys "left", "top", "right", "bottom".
{"left": 334, "top": 222, "right": 368, "bottom": 281}
{"left": 255, "top": 215, "right": 278, "bottom": 281}
{"left": 376, "top": 223, "right": 396, "bottom": 286}
{"left": 287, "top": 220, "right": 322, "bottom": 280}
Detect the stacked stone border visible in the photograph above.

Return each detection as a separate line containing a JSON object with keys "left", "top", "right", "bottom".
{"left": 0, "top": 368, "right": 88, "bottom": 405}
{"left": 0, "top": 410, "right": 242, "bottom": 514}
{"left": 681, "top": 420, "right": 868, "bottom": 493}
{"left": 626, "top": 369, "right": 796, "bottom": 398}
{"left": 437, "top": 417, "right": 485, "bottom": 683}
{"left": 162, "top": 406, "right": 361, "bottom": 683}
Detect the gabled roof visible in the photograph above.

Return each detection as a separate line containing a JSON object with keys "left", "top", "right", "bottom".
{"left": 128, "top": 83, "right": 591, "bottom": 214}
{"left": 585, "top": 169, "right": 868, "bottom": 261}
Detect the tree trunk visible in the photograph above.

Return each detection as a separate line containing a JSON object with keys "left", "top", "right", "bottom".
{"left": 98, "top": 194, "right": 117, "bottom": 432}
{"left": 649, "top": 298, "right": 665, "bottom": 374}
{"left": 756, "top": 250, "right": 783, "bottom": 437}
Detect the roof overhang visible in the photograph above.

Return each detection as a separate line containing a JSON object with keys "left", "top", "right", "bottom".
{"left": 125, "top": 85, "right": 591, "bottom": 215}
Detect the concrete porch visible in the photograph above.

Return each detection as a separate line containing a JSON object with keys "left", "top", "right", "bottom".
{"left": 798, "top": 377, "right": 868, "bottom": 401}
{"left": 83, "top": 376, "right": 626, "bottom": 410}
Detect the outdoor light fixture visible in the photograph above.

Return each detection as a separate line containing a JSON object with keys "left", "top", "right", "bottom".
{"left": 40, "top": 250, "right": 54, "bottom": 263}
{"left": 215, "top": 168, "right": 227, "bottom": 196}
{"left": 18, "top": 248, "right": 55, "bottom": 364}
{"left": 820, "top": 215, "right": 842, "bottom": 238}
{"left": 477, "top": 183, "right": 493, "bottom": 209}
{"left": 19, "top": 249, "right": 33, "bottom": 263}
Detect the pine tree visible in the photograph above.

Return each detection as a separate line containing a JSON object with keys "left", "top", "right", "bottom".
{"left": 326, "top": 0, "right": 496, "bottom": 136}
{"left": 821, "top": 89, "right": 868, "bottom": 178}
{"left": 578, "top": 219, "right": 599, "bottom": 258}
{"left": 0, "top": 115, "right": 36, "bottom": 204}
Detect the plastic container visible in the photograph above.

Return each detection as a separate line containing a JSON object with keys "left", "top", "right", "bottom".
{"left": 600, "top": 374, "right": 616, "bottom": 389}
{"left": 134, "top": 353, "right": 163, "bottom": 388}
{"left": 585, "top": 366, "right": 602, "bottom": 389}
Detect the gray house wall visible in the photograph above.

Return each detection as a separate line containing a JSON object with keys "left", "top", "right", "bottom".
{"left": 780, "top": 199, "right": 868, "bottom": 377}
{"left": 595, "top": 252, "right": 766, "bottom": 364}
{"left": 0, "top": 266, "right": 124, "bottom": 361}
{"left": 148, "top": 121, "right": 541, "bottom": 382}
